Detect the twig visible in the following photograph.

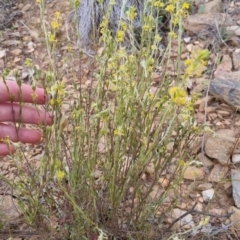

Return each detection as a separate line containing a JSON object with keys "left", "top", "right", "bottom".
{"left": 165, "top": 201, "right": 234, "bottom": 232}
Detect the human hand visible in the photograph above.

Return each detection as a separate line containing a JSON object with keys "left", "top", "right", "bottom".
{"left": 0, "top": 80, "right": 53, "bottom": 156}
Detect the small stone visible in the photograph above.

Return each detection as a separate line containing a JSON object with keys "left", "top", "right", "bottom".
{"left": 170, "top": 208, "right": 194, "bottom": 230}
{"left": 233, "top": 50, "right": 240, "bottom": 71}
{"left": 176, "top": 202, "right": 187, "bottom": 209}
{"left": 158, "top": 177, "right": 169, "bottom": 188}
{"left": 0, "top": 59, "right": 4, "bottom": 69}
{"left": 208, "top": 164, "right": 228, "bottom": 182}
{"left": 197, "top": 153, "right": 214, "bottom": 169}
{"left": 202, "top": 188, "right": 215, "bottom": 202}
{"left": 21, "top": 3, "right": 31, "bottom": 12}
{"left": 184, "top": 37, "right": 191, "bottom": 43}
{"left": 152, "top": 72, "right": 161, "bottom": 81}
{"left": 186, "top": 43, "right": 193, "bottom": 52}
{"left": 0, "top": 49, "right": 6, "bottom": 59}
{"left": 205, "top": 129, "right": 235, "bottom": 165}
{"left": 11, "top": 49, "right": 22, "bottom": 56}
{"left": 202, "top": 0, "right": 222, "bottom": 14}
{"left": 232, "top": 154, "right": 240, "bottom": 164}
{"left": 94, "top": 169, "right": 102, "bottom": 179}
{"left": 216, "top": 110, "right": 231, "bottom": 117}
{"left": 196, "top": 183, "right": 213, "bottom": 191}
{"left": 149, "top": 185, "right": 163, "bottom": 201}
{"left": 231, "top": 169, "right": 240, "bottom": 208}
{"left": 195, "top": 202, "right": 203, "bottom": 211}
{"left": 183, "top": 166, "right": 205, "bottom": 180}
{"left": 166, "top": 142, "right": 174, "bottom": 153}
{"left": 227, "top": 26, "right": 240, "bottom": 37}
{"left": 0, "top": 195, "right": 22, "bottom": 221}
{"left": 194, "top": 96, "right": 215, "bottom": 109}
{"left": 145, "top": 162, "right": 155, "bottom": 175}
{"left": 229, "top": 206, "right": 240, "bottom": 237}
{"left": 209, "top": 208, "right": 224, "bottom": 216}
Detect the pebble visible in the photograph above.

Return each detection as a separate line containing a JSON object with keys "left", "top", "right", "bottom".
{"left": 208, "top": 164, "right": 228, "bottom": 183}
{"left": 183, "top": 166, "right": 205, "bottom": 180}
{"left": 202, "top": 188, "right": 215, "bottom": 202}
{"left": 232, "top": 154, "right": 240, "bottom": 164}
{"left": 231, "top": 169, "right": 240, "bottom": 208}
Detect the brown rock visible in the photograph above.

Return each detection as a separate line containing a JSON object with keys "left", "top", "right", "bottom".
{"left": 183, "top": 166, "right": 205, "bottom": 180}
{"left": 205, "top": 129, "right": 235, "bottom": 165}
{"left": 202, "top": 0, "right": 222, "bottom": 14}
{"left": 196, "top": 183, "right": 213, "bottom": 191}
{"left": 208, "top": 164, "right": 228, "bottom": 182}
{"left": 229, "top": 206, "right": 240, "bottom": 237}
{"left": 197, "top": 153, "right": 214, "bottom": 169}
{"left": 231, "top": 169, "right": 240, "bottom": 208}
{"left": 184, "top": 13, "right": 231, "bottom": 35}
{"left": 11, "top": 49, "right": 22, "bottom": 56}
{"left": 233, "top": 50, "right": 240, "bottom": 71}
{"left": 0, "top": 195, "right": 22, "bottom": 221}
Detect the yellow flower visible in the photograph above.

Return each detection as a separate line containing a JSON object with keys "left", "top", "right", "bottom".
{"left": 182, "top": 2, "right": 190, "bottom": 9}
{"left": 126, "top": 6, "right": 137, "bottom": 20}
{"left": 154, "top": 34, "right": 162, "bottom": 42}
{"left": 56, "top": 170, "right": 66, "bottom": 180}
{"left": 169, "top": 87, "right": 187, "bottom": 106}
{"left": 114, "top": 127, "right": 124, "bottom": 136}
{"left": 36, "top": 0, "right": 42, "bottom": 3}
{"left": 51, "top": 20, "right": 61, "bottom": 30}
{"left": 49, "top": 33, "right": 57, "bottom": 43}
{"left": 116, "top": 30, "right": 125, "bottom": 42}
{"left": 169, "top": 31, "right": 177, "bottom": 38}
{"left": 154, "top": 1, "right": 165, "bottom": 8}
{"left": 184, "top": 58, "right": 192, "bottom": 66}
{"left": 54, "top": 11, "right": 61, "bottom": 20}
{"left": 165, "top": 4, "right": 175, "bottom": 13}
{"left": 31, "top": 92, "right": 38, "bottom": 103}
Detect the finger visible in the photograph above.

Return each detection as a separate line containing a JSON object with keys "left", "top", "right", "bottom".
{"left": 0, "top": 103, "right": 53, "bottom": 125}
{"left": 0, "top": 123, "right": 42, "bottom": 144}
{"left": 0, "top": 80, "right": 47, "bottom": 104}
{"left": 0, "top": 143, "right": 16, "bottom": 156}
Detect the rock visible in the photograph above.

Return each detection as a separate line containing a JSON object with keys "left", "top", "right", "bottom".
{"left": 170, "top": 208, "right": 195, "bottom": 230}
{"left": 210, "top": 78, "right": 240, "bottom": 110}
{"left": 231, "top": 169, "right": 240, "bottom": 208}
{"left": 205, "top": 129, "right": 235, "bottom": 165}
{"left": 202, "top": 188, "right": 215, "bottom": 202}
{"left": 227, "top": 26, "right": 240, "bottom": 37}
{"left": 194, "top": 96, "right": 215, "bottom": 109}
{"left": 232, "top": 154, "right": 240, "bottom": 164}
{"left": 11, "top": 49, "right": 22, "bottom": 56}
{"left": 145, "top": 162, "right": 155, "bottom": 175}
{"left": 202, "top": 0, "right": 222, "bottom": 14}
{"left": 229, "top": 206, "right": 240, "bottom": 237}
{"left": 0, "top": 195, "right": 22, "bottom": 222}
{"left": 196, "top": 183, "right": 213, "bottom": 191}
{"left": 184, "top": 13, "right": 231, "bottom": 35}
{"left": 233, "top": 50, "right": 240, "bottom": 71}
{"left": 216, "top": 110, "right": 231, "bottom": 117}
{"left": 183, "top": 166, "right": 205, "bottom": 180}
{"left": 0, "top": 49, "right": 6, "bottom": 58}
{"left": 197, "top": 153, "right": 214, "bottom": 169}
{"left": 0, "top": 59, "right": 4, "bottom": 69}
{"left": 216, "top": 54, "right": 233, "bottom": 73}
{"left": 208, "top": 164, "right": 228, "bottom": 182}
{"left": 21, "top": 3, "right": 31, "bottom": 12}
{"left": 149, "top": 185, "right": 163, "bottom": 201}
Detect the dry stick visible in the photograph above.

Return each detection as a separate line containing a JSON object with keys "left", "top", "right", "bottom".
{"left": 165, "top": 202, "right": 234, "bottom": 233}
